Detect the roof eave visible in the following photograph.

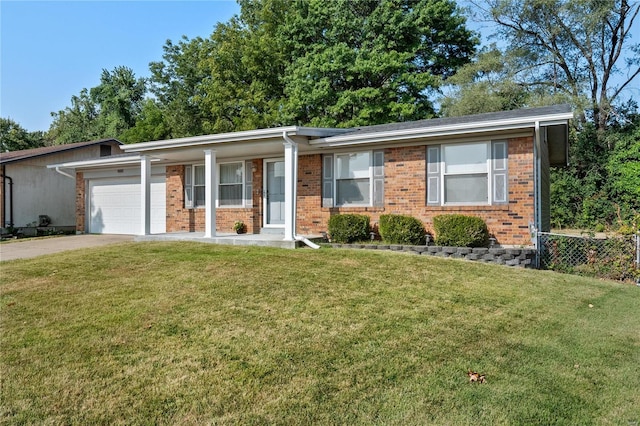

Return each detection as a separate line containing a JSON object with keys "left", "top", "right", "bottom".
{"left": 310, "top": 112, "right": 574, "bottom": 147}
{"left": 122, "top": 126, "right": 351, "bottom": 153}
{"left": 47, "top": 155, "right": 148, "bottom": 170}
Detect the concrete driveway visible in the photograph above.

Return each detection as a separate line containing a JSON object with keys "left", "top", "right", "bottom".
{"left": 0, "top": 234, "right": 135, "bottom": 262}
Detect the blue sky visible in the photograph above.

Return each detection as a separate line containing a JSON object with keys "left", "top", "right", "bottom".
{"left": 1, "top": 1, "right": 240, "bottom": 132}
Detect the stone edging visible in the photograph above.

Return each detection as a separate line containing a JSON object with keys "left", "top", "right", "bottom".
{"left": 328, "top": 244, "right": 536, "bottom": 268}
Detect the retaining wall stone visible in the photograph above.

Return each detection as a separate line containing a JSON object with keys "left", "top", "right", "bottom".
{"left": 328, "top": 244, "right": 536, "bottom": 268}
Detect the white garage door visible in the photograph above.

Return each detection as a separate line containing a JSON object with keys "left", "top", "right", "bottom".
{"left": 88, "top": 176, "right": 166, "bottom": 235}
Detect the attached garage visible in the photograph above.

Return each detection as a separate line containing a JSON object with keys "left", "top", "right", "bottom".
{"left": 88, "top": 174, "right": 166, "bottom": 235}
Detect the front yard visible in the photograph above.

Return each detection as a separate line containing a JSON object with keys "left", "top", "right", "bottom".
{"left": 1, "top": 242, "right": 639, "bottom": 424}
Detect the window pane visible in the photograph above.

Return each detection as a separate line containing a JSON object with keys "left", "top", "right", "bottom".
{"left": 493, "top": 142, "right": 507, "bottom": 170}
{"left": 220, "top": 163, "right": 242, "bottom": 184}
{"left": 336, "top": 178, "right": 370, "bottom": 205}
{"left": 494, "top": 174, "right": 507, "bottom": 203}
{"left": 336, "top": 153, "right": 370, "bottom": 179}
{"left": 194, "top": 165, "right": 205, "bottom": 185}
{"left": 444, "top": 174, "right": 488, "bottom": 203}
{"left": 194, "top": 186, "right": 206, "bottom": 207}
{"left": 219, "top": 184, "right": 243, "bottom": 206}
{"left": 444, "top": 143, "right": 487, "bottom": 174}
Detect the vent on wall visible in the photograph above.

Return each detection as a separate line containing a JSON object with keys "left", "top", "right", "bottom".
{"left": 100, "top": 145, "right": 112, "bottom": 157}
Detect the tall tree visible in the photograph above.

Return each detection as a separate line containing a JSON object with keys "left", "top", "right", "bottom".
{"left": 148, "top": 0, "right": 478, "bottom": 132}
{"left": 48, "top": 66, "right": 147, "bottom": 144}
{"left": 280, "top": 0, "right": 477, "bottom": 127}
{"left": 90, "top": 66, "right": 147, "bottom": 137}
{"left": 439, "top": 45, "right": 531, "bottom": 116}
{"left": 0, "top": 118, "right": 45, "bottom": 152}
{"left": 47, "top": 88, "right": 100, "bottom": 144}
{"left": 475, "top": 0, "right": 640, "bottom": 131}
{"left": 149, "top": 37, "right": 214, "bottom": 137}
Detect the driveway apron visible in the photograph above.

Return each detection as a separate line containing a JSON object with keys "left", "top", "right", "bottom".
{"left": 0, "top": 235, "right": 134, "bottom": 261}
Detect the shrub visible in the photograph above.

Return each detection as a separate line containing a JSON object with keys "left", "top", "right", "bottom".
{"left": 327, "top": 214, "right": 370, "bottom": 243}
{"left": 433, "top": 214, "right": 489, "bottom": 247}
{"left": 379, "top": 214, "right": 426, "bottom": 245}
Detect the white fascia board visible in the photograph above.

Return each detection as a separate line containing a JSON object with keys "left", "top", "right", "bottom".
{"left": 310, "top": 112, "right": 574, "bottom": 147}
{"left": 47, "top": 155, "right": 156, "bottom": 170}
{"left": 121, "top": 127, "right": 350, "bottom": 153}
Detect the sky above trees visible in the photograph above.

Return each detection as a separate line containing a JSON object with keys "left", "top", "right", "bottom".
{"left": 0, "top": 1, "right": 240, "bottom": 132}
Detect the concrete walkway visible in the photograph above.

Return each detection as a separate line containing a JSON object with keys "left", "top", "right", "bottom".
{"left": 0, "top": 234, "right": 134, "bottom": 262}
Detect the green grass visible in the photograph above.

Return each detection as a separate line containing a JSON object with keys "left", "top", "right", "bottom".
{"left": 1, "top": 242, "right": 639, "bottom": 425}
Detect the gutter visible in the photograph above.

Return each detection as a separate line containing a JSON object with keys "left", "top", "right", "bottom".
{"left": 310, "top": 112, "right": 574, "bottom": 147}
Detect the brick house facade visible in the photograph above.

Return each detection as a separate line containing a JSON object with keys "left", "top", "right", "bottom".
{"left": 146, "top": 135, "right": 534, "bottom": 245}
{"left": 61, "top": 106, "right": 572, "bottom": 245}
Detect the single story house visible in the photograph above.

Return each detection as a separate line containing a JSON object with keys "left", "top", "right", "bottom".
{"left": 49, "top": 105, "right": 572, "bottom": 245}
{"left": 1, "top": 139, "right": 122, "bottom": 232}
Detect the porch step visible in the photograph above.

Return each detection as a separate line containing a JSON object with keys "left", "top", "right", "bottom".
{"left": 260, "top": 227, "right": 284, "bottom": 235}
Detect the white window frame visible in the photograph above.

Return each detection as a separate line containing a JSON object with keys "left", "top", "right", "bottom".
{"left": 442, "top": 142, "right": 491, "bottom": 206}
{"left": 334, "top": 151, "right": 373, "bottom": 207}
{"left": 185, "top": 162, "right": 246, "bottom": 209}
{"left": 427, "top": 141, "right": 508, "bottom": 206}
{"left": 217, "top": 161, "right": 245, "bottom": 208}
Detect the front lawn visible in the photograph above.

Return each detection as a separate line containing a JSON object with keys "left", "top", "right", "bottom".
{"left": 1, "top": 242, "right": 639, "bottom": 424}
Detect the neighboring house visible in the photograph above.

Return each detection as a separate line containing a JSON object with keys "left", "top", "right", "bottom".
{"left": 49, "top": 105, "right": 572, "bottom": 245}
{"left": 1, "top": 139, "right": 122, "bottom": 231}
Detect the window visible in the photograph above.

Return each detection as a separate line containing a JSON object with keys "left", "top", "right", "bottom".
{"left": 336, "top": 152, "right": 371, "bottom": 206}
{"left": 100, "top": 144, "right": 112, "bottom": 157}
{"left": 427, "top": 141, "right": 508, "bottom": 206}
{"left": 218, "top": 162, "right": 243, "bottom": 206}
{"left": 322, "top": 151, "right": 384, "bottom": 207}
{"left": 184, "top": 161, "right": 251, "bottom": 209}
{"left": 194, "top": 165, "right": 206, "bottom": 207}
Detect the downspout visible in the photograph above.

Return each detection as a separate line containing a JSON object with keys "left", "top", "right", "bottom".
{"left": 54, "top": 166, "right": 76, "bottom": 180}
{"left": 282, "top": 131, "right": 319, "bottom": 249}
{"left": 534, "top": 121, "right": 542, "bottom": 232}
{"left": 1, "top": 166, "right": 14, "bottom": 228}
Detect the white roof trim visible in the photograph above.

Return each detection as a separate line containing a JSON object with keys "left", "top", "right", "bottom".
{"left": 122, "top": 126, "right": 350, "bottom": 153}
{"left": 47, "top": 154, "right": 156, "bottom": 170}
{"left": 310, "top": 111, "right": 574, "bottom": 147}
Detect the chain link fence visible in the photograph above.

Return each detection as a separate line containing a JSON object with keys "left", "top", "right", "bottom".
{"left": 535, "top": 231, "right": 640, "bottom": 283}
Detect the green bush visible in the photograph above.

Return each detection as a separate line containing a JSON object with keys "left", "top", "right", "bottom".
{"left": 327, "top": 214, "right": 370, "bottom": 243}
{"left": 433, "top": 214, "right": 489, "bottom": 247}
{"left": 379, "top": 214, "right": 426, "bottom": 245}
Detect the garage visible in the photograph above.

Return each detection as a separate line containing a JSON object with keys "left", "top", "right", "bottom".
{"left": 88, "top": 175, "right": 166, "bottom": 235}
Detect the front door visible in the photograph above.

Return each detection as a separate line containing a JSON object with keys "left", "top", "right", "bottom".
{"left": 265, "top": 160, "right": 285, "bottom": 226}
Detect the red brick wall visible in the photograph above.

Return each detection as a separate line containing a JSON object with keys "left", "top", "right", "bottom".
{"left": 157, "top": 135, "right": 535, "bottom": 244}
{"left": 165, "top": 163, "right": 263, "bottom": 234}
{"left": 295, "top": 136, "right": 535, "bottom": 245}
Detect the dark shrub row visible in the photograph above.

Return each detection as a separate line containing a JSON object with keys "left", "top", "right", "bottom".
{"left": 328, "top": 213, "right": 490, "bottom": 247}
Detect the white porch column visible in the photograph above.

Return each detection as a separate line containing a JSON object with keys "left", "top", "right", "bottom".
{"left": 283, "top": 134, "right": 298, "bottom": 241}
{"left": 204, "top": 149, "right": 217, "bottom": 238}
{"left": 140, "top": 155, "right": 151, "bottom": 235}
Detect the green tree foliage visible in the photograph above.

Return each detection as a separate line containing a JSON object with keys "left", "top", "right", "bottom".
{"left": 605, "top": 116, "right": 640, "bottom": 217}
{"left": 280, "top": 0, "right": 477, "bottom": 127}
{"left": 48, "top": 88, "right": 100, "bottom": 144}
{"left": 550, "top": 118, "right": 640, "bottom": 230}
{"left": 48, "top": 67, "right": 146, "bottom": 144}
{"left": 149, "top": 37, "right": 213, "bottom": 137}
{"left": 439, "top": 45, "right": 531, "bottom": 116}
{"left": 119, "top": 100, "right": 171, "bottom": 143}
{"left": 0, "top": 118, "right": 45, "bottom": 152}
{"left": 147, "top": 0, "right": 477, "bottom": 133}
{"left": 90, "top": 66, "right": 146, "bottom": 137}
